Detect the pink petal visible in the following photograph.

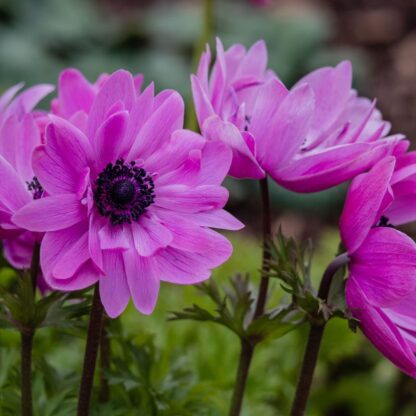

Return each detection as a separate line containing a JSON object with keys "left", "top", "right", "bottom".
{"left": 100, "top": 251, "right": 130, "bottom": 318}
{"left": 57, "top": 68, "right": 95, "bottom": 118}
{"left": 93, "top": 110, "right": 129, "bottom": 169}
{"left": 259, "top": 83, "right": 315, "bottom": 171}
{"left": 191, "top": 75, "right": 215, "bottom": 127}
{"left": 128, "top": 90, "right": 184, "bottom": 161}
{"left": 185, "top": 209, "right": 244, "bottom": 230}
{"left": 350, "top": 227, "right": 416, "bottom": 307}
{"left": 123, "top": 251, "right": 160, "bottom": 315}
{"left": 34, "top": 116, "right": 92, "bottom": 195}
{"left": 131, "top": 215, "right": 172, "bottom": 257}
{"left": 236, "top": 40, "right": 268, "bottom": 78}
{"left": 98, "top": 223, "right": 130, "bottom": 251}
{"left": 13, "top": 194, "right": 87, "bottom": 232}
{"left": 155, "top": 184, "right": 228, "bottom": 213}
{"left": 203, "top": 116, "right": 264, "bottom": 179}
{"left": 89, "top": 212, "right": 104, "bottom": 271}
{"left": 0, "top": 155, "right": 31, "bottom": 212}
{"left": 87, "top": 70, "right": 135, "bottom": 139}
{"left": 340, "top": 157, "right": 395, "bottom": 253}
{"left": 52, "top": 231, "right": 90, "bottom": 279}
{"left": 346, "top": 276, "right": 416, "bottom": 377}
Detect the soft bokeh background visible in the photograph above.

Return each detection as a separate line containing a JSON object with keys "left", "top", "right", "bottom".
{"left": 1, "top": 0, "right": 416, "bottom": 415}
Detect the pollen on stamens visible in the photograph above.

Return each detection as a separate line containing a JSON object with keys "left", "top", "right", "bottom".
{"left": 93, "top": 158, "right": 155, "bottom": 225}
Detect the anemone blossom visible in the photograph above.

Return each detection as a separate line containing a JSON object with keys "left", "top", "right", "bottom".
{"left": 13, "top": 70, "right": 243, "bottom": 317}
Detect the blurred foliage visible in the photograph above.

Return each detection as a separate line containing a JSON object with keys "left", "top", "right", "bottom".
{"left": 0, "top": 232, "right": 412, "bottom": 415}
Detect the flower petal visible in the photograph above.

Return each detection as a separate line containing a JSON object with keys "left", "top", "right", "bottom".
{"left": 340, "top": 157, "right": 395, "bottom": 253}
{"left": 100, "top": 251, "right": 130, "bottom": 318}
{"left": 13, "top": 194, "right": 87, "bottom": 232}
{"left": 123, "top": 251, "right": 160, "bottom": 315}
{"left": 350, "top": 227, "right": 416, "bottom": 307}
{"left": 346, "top": 276, "right": 416, "bottom": 377}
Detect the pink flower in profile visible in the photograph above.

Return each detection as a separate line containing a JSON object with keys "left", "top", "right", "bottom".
{"left": 340, "top": 157, "right": 416, "bottom": 377}
{"left": 0, "top": 83, "right": 53, "bottom": 276}
{"left": 13, "top": 69, "right": 243, "bottom": 317}
{"left": 193, "top": 40, "right": 405, "bottom": 190}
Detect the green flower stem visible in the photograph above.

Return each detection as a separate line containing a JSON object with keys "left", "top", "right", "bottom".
{"left": 21, "top": 330, "right": 34, "bottom": 416}
{"left": 229, "top": 177, "right": 272, "bottom": 416}
{"left": 77, "top": 284, "right": 104, "bottom": 416}
{"left": 290, "top": 253, "right": 350, "bottom": 416}
{"left": 99, "top": 318, "right": 110, "bottom": 403}
{"left": 20, "top": 244, "right": 40, "bottom": 416}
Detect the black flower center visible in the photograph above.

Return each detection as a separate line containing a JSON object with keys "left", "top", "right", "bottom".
{"left": 94, "top": 159, "right": 155, "bottom": 225}
{"left": 375, "top": 215, "right": 393, "bottom": 228}
{"left": 27, "top": 177, "right": 44, "bottom": 200}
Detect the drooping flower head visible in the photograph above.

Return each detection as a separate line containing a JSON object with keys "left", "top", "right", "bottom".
{"left": 193, "top": 39, "right": 405, "bottom": 191}
{"left": 13, "top": 70, "right": 243, "bottom": 317}
{"left": 340, "top": 157, "right": 416, "bottom": 377}
{"left": 0, "top": 83, "right": 53, "bottom": 281}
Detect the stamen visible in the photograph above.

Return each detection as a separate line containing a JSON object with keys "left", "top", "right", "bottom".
{"left": 27, "top": 177, "right": 44, "bottom": 200}
{"left": 93, "top": 159, "right": 155, "bottom": 225}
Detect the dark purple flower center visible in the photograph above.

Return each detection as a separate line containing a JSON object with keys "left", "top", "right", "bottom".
{"left": 376, "top": 215, "right": 393, "bottom": 228}
{"left": 93, "top": 158, "right": 155, "bottom": 225}
{"left": 27, "top": 176, "right": 44, "bottom": 200}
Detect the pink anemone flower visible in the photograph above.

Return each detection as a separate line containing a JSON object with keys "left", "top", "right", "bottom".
{"left": 13, "top": 70, "right": 243, "bottom": 317}
{"left": 0, "top": 83, "right": 53, "bottom": 286}
{"left": 340, "top": 156, "right": 416, "bottom": 377}
{"left": 193, "top": 39, "right": 405, "bottom": 191}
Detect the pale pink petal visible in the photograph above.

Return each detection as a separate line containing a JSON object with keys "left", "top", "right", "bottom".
{"left": 98, "top": 223, "right": 130, "bottom": 251}
{"left": 191, "top": 75, "right": 215, "bottom": 127}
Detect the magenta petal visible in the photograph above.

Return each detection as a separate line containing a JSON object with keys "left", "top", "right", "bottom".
{"left": 100, "top": 251, "right": 130, "bottom": 318}
{"left": 123, "top": 251, "right": 160, "bottom": 315}
{"left": 58, "top": 68, "right": 95, "bottom": 118}
{"left": 34, "top": 116, "right": 92, "bottom": 195}
{"left": 350, "top": 227, "right": 416, "bottom": 307}
{"left": 0, "top": 155, "right": 31, "bottom": 212}
{"left": 346, "top": 276, "right": 416, "bottom": 377}
{"left": 131, "top": 216, "right": 172, "bottom": 257}
{"left": 46, "top": 261, "right": 99, "bottom": 291}
{"left": 93, "top": 110, "right": 129, "bottom": 169}
{"left": 155, "top": 184, "right": 228, "bottom": 213}
{"left": 98, "top": 223, "right": 130, "bottom": 251}
{"left": 260, "top": 83, "right": 315, "bottom": 170}
{"left": 185, "top": 209, "right": 244, "bottom": 230}
{"left": 89, "top": 212, "right": 104, "bottom": 271}
{"left": 128, "top": 90, "right": 184, "bottom": 161}
{"left": 13, "top": 195, "right": 87, "bottom": 232}
{"left": 191, "top": 75, "right": 215, "bottom": 127}
{"left": 203, "top": 116, "right": 264, "bottom": 179}
{"left": 340, "top": 157, "right": 395, "bottom": 253}
{"left": 52, "top": 231, "right": 90, "bottom": 279}
{"left": 87, "top": 70, "right": 135, "bottom": 138}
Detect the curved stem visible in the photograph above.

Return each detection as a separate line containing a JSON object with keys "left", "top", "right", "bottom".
{"left": 77, "top": 284, "right": 104, "bottom": 416}
{"left": 290, "top": 253, "right": 349, "bottom": 416}
{"left": 228, "top": 177, "right": 272, "bottom": 416}
{"left": 21, "top": 331, "right": 34, "bottom": 416}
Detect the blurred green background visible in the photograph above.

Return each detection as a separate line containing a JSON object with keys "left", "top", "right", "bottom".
{"left": 1, "top": 0, "right": 416, "bottom": 414}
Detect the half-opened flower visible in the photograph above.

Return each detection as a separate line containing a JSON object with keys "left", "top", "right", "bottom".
{"left": 0, "top": 83, "right": 53, "bottom": 274}
{"left": 261, "top": 63, "right": 405, "bottom": 192}
{"left": 340, "top": 157, "right": 416, "bottom": 376}
{"left": 194, "top": 40, "right": 405, "bottom": 191}
{"left": 13, "top": 70, "right": 243, "bottom": 317}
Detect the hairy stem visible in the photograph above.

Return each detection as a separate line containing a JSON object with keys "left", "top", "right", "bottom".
{"left": 21, "top": 331, "right": 34, "bottom": 416}
{"left": 99, "top": 318, "right": 110, "bottom": 403}
{"left": 228, "top": 177, "right": 272, "bottom": 416}
{"left": 30, "top": 243, "right": 40, "bottom": 294}
{"left": 290, "top": 253, "right": 350, "bottom": 416}
{"left": 77, "top": 284, "right": 104, "bottom": 416}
